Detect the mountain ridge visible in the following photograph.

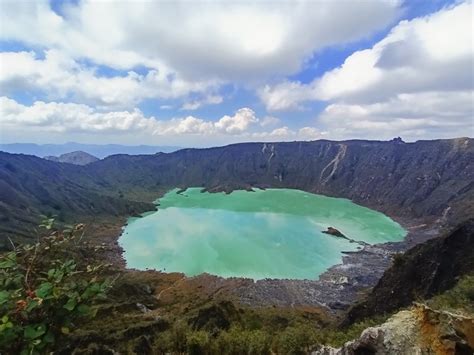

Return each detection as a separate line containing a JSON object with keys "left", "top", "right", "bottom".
{"left": 0, "top": 137, "right": 472, "bottom": 352}
{"left": 0, "top": 137, "right": 472, "bottom": 246}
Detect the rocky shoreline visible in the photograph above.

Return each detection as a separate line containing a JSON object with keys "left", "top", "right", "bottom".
{"left": 98, "top": 190, "right": 443, "bottom": 314}
{"left": 227, "top": 217, "right": 440, "bottom": 311}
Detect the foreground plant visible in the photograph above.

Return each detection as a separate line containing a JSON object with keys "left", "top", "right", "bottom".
{"left": 0, "top": 219, "right": 111, "bottom": 354}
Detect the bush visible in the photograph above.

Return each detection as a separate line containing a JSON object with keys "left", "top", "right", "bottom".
{"left": 215, "top": 327, "right": 271, "bottom": 355}
{"left": 273, "top": 324, "right": 318, "bottom": 355}
{"left": 186, "top": 330, "right": 210, "bottom": 354}
{"left": 0, "top": 219, "right": 111, "bottom": 354}
{"left": 247, "top": 329, "right": 272, "bottom": 355}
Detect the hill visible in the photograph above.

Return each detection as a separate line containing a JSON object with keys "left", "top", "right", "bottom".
{"left": 44, "top": 151, "right": 100, "bottom": 165}
{"left": 0, "top": 152, "right": 153, "bottom": 247}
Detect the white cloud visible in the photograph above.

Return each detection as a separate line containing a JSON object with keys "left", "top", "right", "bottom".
{"left": 260, "top": 116, "right": 281, "bottom": 128}
{"left": 0, "top": 97, "right": 262, "bottom": 136}
{"left": 259, "top": 82, "right": 313, "bottom": 111}
{"left": 0, "top": 50, "right": 217, "bottom": 109}
{"left": 0, "top": 96, "right": 157, "bottom": 133}
{"left": 298, "top": 127, "right": 323, "bottom": 139}
{"left": 1, "top": 1, "right": 470, "bottom": 144}
{"left": 181, "top": 95, "right": 223, "bottom": 111}
{"left": 214, "top": 108, "right": 258, "bottom": 134}
{"left": 257, "top": 1, "right": 473, "bottom": 140}
{"left": 319, "top": 91, "right": 474, "bottom": 140}
{"left": 161, "top": 116, "right": 215, "bottom": 135}
{"left": 260, "top": 2, "right": 473, "bottom": 111}
{"left": 157, "top": 108, "right": 259, "bottom": 135}
{"left": 0, "top": 96, "right": 325, "bottom": 145}
{"left": 314, "top": 1, "right": 473, "bottom": 103}
{"left": 251, "top": 126, "right": 324, "bottom": 141}
{"left": 0, "top": 0, "right": 401, "bottom": 81}
{"left": 267, "top": 126, "right": 294, "bottom": 138}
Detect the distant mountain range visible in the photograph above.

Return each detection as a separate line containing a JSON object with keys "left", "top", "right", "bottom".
{"left": 0, "top": 142, "right": 182, "bottom": 159}
{"left": 44, "top": 151, "right": 100, "bottom": 165}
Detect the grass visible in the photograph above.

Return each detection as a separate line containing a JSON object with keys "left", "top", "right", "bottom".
{"left": 427, "top": 275, "right": 474, "bottom": 315}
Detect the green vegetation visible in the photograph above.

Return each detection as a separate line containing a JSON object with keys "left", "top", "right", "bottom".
{"left": 0, "top": 219, "right": 395, "bottom": 354}
{"left": 1, "top": 218, "right": 471, "bottom": 354}
{"left": 427, "top": 274, "right": 474, "bottom": 315}
{"left": 140, "top": 316, "right": 390, "bottom": 354}
{"left": 0, "top": 219, "right": 111, "bottom": 354}
{"left": 313, "top": 315, "right": 389, "bottom": 348}
{"left": 150, "top": 323, "right": 313, "bottom": 354}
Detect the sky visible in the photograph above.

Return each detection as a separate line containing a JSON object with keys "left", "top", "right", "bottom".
{"left": 0, "top": 0, "right": 472, "bottom": 147}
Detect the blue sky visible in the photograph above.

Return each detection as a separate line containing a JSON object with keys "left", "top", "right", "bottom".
{"left": 0, "top": 0, "right": 472, "bottom": 146}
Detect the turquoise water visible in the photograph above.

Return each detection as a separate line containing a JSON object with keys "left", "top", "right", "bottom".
{"left": 119, "top": 188, "right": 406, "bottom": 280}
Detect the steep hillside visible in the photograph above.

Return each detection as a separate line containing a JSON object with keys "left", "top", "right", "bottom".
{"left": 44, "top": 151, "right": 100, "bottom": 165}
{"left": 88, "top": 138, "right": 474, "bottom": 224}
{"left": 1, "top": 138, "right": 473, "bottom": 246}
{"left": 343, "top": 219, "right": 474, "bottom": 325}
{"left": 0, "top": 152, "right": 153, "bottom": 247}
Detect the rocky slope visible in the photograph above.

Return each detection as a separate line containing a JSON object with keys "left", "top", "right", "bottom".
{"left": 343, "top": 219, "right": 474, "bottom": 325}
{"left": 44, "top": 150, "right": 99, "bottom": 165}
{"left": 86, "top": 137, "right": 474, "bottom": 225}
{"left": 315, "top": 303, "right": 474, "bottom": 355}
{"left": 1, "top": 138, "right": 472, "bottom": 240}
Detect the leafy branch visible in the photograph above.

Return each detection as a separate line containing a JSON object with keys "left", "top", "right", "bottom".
{"left": 0, "top": 219, "right": 112, "bottom": 354}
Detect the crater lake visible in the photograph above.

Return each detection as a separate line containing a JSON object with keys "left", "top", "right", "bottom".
{"left": 119, "top": 188, "right": 406, "bottom": 280}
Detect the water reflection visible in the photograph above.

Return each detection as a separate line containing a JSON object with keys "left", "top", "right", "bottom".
{"left": 120, "top": 188, "right": 406, "bottom": 280}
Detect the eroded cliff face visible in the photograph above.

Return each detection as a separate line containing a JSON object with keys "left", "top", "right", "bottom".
{"left": 1, "top": 138, "right": 472, "bottom": 243}
{"left": 89, "top": 137, "right": 474, "bottom": 226}
{"left": 315, "top": 304, "right": 474, "bottom": 355}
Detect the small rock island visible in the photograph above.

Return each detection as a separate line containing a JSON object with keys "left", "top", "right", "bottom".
{"left": 322, "top": 227, "right": 370, "bottom": 247}
{"left": 322, "top": 227, "right": 346, "bottom": 238}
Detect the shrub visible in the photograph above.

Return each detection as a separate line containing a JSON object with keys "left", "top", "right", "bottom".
{"left": 186, "top": 330, "right": 210, "bottom": 354}
{"left": 215, "top": 327, "right": 272, "bottom": 355}
{"left": 247, "top": 329, "right": 272, "bottom": 355}
{"left": 0, "top": 219, "right": 111, "bottom": 354}
{"left": 273, "top": 324, "right": 318, "bottom": 354}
